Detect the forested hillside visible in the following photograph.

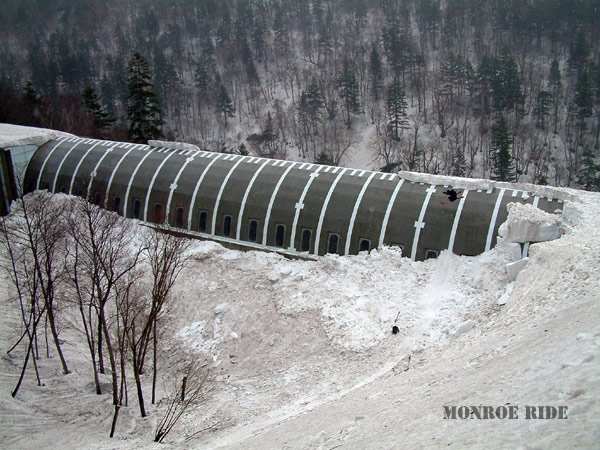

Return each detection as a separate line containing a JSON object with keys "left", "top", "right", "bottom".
{"left": 1, "top": 0, "right": 599, "bottom": 188}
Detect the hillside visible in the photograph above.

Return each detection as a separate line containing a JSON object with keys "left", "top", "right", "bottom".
{"left": 1, "top": 0, "right": 599, "bottom": 189}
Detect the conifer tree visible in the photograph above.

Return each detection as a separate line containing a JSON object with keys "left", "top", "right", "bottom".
{"left": 386, "top": 76, "right": 409, "bottom": 140}
{"left": 305, "top": 76, "right": 324, "bottom": 133}
{"left": 490, "top": 115, "right": 516, "bottom": 181}
{"left": 125, "top": 52, "right": 162, "bottom": 143}
{"left": 577, "top": 147, "right": 599, "bottom": 191}
{"left": 549, "top": 58, "right": 562, "bottom": 133}
{"left": 369, "top": 43, "right": 384, "bottom": 101}
{"left": 214, "top": 74, "right": 235, "bottom": 124}
{"left": 337, "top": 59, "right": 361, "bottom": 128}
{"left": 452, "top": 147, "right": 467, "bottom": 177}
{"left": 82, "top": 85, "right": 114, "bottom": 129}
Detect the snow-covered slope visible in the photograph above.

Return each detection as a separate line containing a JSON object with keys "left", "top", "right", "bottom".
{"left": 1, "top": 183, "right": 599, "bottom": 447}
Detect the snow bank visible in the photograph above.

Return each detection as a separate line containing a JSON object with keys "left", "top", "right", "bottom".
{"left": 0, "top": 123, "right": 73, "bottom": 148}
{"left": 498, "top": 202, "right": 562, "bottom": 243}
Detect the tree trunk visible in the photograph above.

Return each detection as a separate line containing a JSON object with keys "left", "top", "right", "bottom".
{"left": 47, "top": 306, "right": 70, "bottom": 374}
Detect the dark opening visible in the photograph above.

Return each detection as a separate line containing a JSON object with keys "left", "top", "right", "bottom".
{"left": 113, "top": 196, "right": 121, "bottom": 213}
{"left": 359, "top": 238, "right": 371, "bottom": 253}
{"left": 94, "top": 192, "right": 101, "bottom": 205}
{"left": 327, "top": 233, "right": 339, "bottom": 254}
{"left": 275, "top": 224, "right": 285, "bottom": 247}
{"left": 300, "top": 228, "right": 312, "bottom": 252}
{"left": 248, "top": 219, "right": 258, "bottom": 242}
{"left": 153, "top": 203, "right": 163, "bottom": 223}
{"left": 425, "top": 249, "right": 439, "bottom": 260}
{"left": 133, "top": 198, "right": 141, "bottom": 219}
{"left": 198, "top": 210, "right": 208, "bottom": 232}
{"left": 176, "top": 207, "right": 185, "bottom": 228}
{"left": 222, "top": 215, "right": 232, "bottom": 237}
{"left": 59, "top": 186, "right": 66, "bottom": 194}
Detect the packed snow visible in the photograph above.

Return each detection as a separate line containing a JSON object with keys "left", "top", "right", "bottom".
{"left": 1, "top": 134, "right": 599, "bottom": 449}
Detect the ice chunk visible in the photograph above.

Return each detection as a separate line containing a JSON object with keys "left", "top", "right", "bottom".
{"left": 499, "top": 202, "right": 561, "bottom": 243}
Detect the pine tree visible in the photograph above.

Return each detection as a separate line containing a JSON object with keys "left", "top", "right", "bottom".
{"left": 491, "top": 50, "right": 524, "bottom": 114}
{"left": 261, "top": 111, "right": 277, "bottom": 152}
{"left": 386, "top": 76, "right": 409, "bottom": 140}
{"left": 126, "top": 52, "right": 162, "bottom": 143}
{"left": 305, "top": 76, "right": 324, "bottom": 133}
{"left": 490, "top": 115, "right": 516, "bottom": 181}
{"left": 533, "top": 90, "right": 552, "bottom": 130}
{"left": 214, "top": 74, "right": 235, "bottom": 124}
{"left": 82, "top": 85, "right": 114, "bottom": 129}
{"left": 337, "top": 59, "right": 361, "bottom": 128}
{"left": 574, "top": 67, "right": 594, "bottom": 132}
{"left": 452, "top": 147, "right": 467, "bottom": 177}
{"left": 577, "top": 147, "right": 599, "bottom": 191}
{"left": 549, "top": 57, "right": 562, "bottom": 133}
{"left": 369, "top": 43, "right": 384, "bottom": 101}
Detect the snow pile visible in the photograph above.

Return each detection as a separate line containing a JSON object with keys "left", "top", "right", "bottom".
{"left": 1, "top": 182, "right": 599, "bottom": 448}
{"left": 498, "top": 202, "right": 562, "bottom": 243}
{"left": 0, "top": 123, "right": 73, "bottom": 148}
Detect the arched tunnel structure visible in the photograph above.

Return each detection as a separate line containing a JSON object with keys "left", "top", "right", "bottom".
{"left": 18, "top": 135, "right": 564, "bottom": 261}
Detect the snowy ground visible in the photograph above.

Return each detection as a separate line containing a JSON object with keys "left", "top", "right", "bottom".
{"left": 1, "top": 126, "right": 599, "bottom": 449}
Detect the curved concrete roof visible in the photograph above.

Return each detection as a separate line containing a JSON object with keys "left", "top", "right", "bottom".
{"left": 23, "top": 136, "right": 564, "bottom": 260}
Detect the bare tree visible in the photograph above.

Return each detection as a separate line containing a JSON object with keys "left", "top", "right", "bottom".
{"left": 1, "top": 191, "right": 70, "bottom": 397}
{"left": 154, "top": 362, "right": 212, "bottom": 443}
{"left": 141, "top": 228, "right": 192, "bottom": 405}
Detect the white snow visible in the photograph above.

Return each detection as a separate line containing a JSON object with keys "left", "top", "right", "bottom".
{"left": 0, "top": 123, "right": 73, "bottom": 148}
{"left": 498, "top": 202, "right": 562, "bottom": 243}
{"left": 1, "top": 127, "right": 599, "bottom": 449}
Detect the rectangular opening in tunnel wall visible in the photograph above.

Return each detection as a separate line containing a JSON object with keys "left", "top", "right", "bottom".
{"left": 222, "top": 214, "right": 232, "bottom": 237}
{"left": 176, "top": 207, "right": 185, "bottom": 228}
{"left": 133, "top": 198, "right": 141, "bottom": 219}
{"left": 275, "top": 224, "right": 285, "bottom": 247}
{"left": 425, "top": 249, "right": 439, "bottom": 259}
{"left": 248, "top": 219, "right": 258, "bottom": 242}
{"left": 153, "top": 203, "right": 163, "bottom": 223}
{"left": 301, "top": 228, "right": 312, "bottom": 252}
{"left": 359, "top": 238, "right": 371, "bottom": 253}
{"left": 113, "top": 196, "right": 121, "bottom": 214}
{"left": 198, "top": 210, "right": 208, "bottom": 232}
{"left": 327, "top": 233, "right": 340, "bottom": 254}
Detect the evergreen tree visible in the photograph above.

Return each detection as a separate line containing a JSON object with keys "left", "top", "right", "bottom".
{"left": 549, "top": 57, "right": 563, "bottom": 133}
{"left": 369, "top": 43, "right": 384, "bottom": 101}
{"left": 82, "top": 85, "right": 114, "bottom": 129}
{"left": 577, "top": 147, "right": 599, "bottom": 190}
{"left": 533, "top": 90, "right": 552, "bottom": 129}
{"left": 214, "top": 74, "right": 235, "bottom": 123}
{"left": 491, "top": 50, "right": 524, "bottom": 114}
{"left": 337, "top": 59, "right": 361, "bottom": 128}
{"left": 452, "top": 147, "right": 467, "bottom": 177}
{"left": 574, "top": 67, "right": 594, "bottom": 131}
{"left": 386, "top": 76, "right": 409, "bottom": 140}
{"left": 125, "top": 52, "right": 162, "bottom": 143}
{"left": 569, "top": 29, "right": 590, "bottom": 74}
{"left": 490, "top": 115, "right": 516, "bottom": 181}
{"left": 314, "top": 150, "right": 334, "bottom": 165}
{"left": 261, "top": 111, "right": 277, "bottom": 151}
{"left": 305, "top": 76, "right": 324, "bottom": 133}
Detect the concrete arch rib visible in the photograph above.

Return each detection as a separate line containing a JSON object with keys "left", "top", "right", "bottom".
{"left": 123, "top": 147, "right": 155, "bottom": 218}
{"left": 87, "top": 143, "right": 130, "bottom": 199}
{"left": 143, "top": 149, "right": 177, "bottom": 222}
{"left": 313, "top": 168, "right": 348, "bottom": 255}
{"left": 187, "top": 153, "right": 225, "bottom": 231}
{"left": 378, "top": 178, "right": 405, "bottom": 248}
{"left": 448, "top": 190, "right": 469, "bottom": 254}
{"left": 411, "top": 184, "right": 437, "bottom": 260}
{"left": 211, "top": 156, "right": 245, "bottom": 235}
{"left": 69, "top": 140, "right": 104, "bottom": 195}
{"left": 165, "top": 151, "right": 200, "bottom": 224}
{"left": 104, "top": 145, "right": 145, "bottom": 210}
{"left": 51, "top": 139, "right": 85, "bottom": 193}
{"left": 262, "top": 162, "right": 298, "bottom": 247}
{"left": 236, "top": 159, "right": 271, "bottom": 240}
{"left": 485, "top": 188, "right": 506, "bottom": 251}
{"left": 289, "top": 165, "right": 324, "bottom": 252}
{"left": 345, "top": 171, "right": 377, "bottom": 255}
{"left": 36, "top": 137, "right": 69, "bottom": 190}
